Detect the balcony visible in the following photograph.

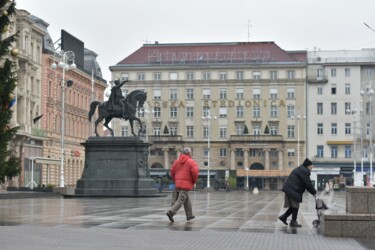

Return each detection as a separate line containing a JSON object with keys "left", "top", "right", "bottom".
{"left": 148, "top": 135, "right": 183, "bottom": 143}
{"left": 307, "top": 74, "right": 328, "bottom": 84}
{"left": 230, "top": 134, "right": 283, "bottom": 143}
{"left": 31, "top": 128, "right": 48, "bottom": 138}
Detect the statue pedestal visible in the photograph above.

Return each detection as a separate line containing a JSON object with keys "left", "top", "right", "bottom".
{"left": 73, "top": 136, "right": 159, "bottom": 197}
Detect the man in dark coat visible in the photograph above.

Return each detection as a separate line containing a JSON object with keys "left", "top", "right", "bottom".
{"left": 279, "top": 158, "right": 317, "bottom": 227}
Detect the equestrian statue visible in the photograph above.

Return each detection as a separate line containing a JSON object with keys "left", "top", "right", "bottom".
{"left": 88, "top": 79, "right": 147, "bottom": 137}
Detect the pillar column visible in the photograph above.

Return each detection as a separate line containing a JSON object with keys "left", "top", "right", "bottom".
{"left": 264, "top": 149, "right": 270, "bottom": 170}
{"left": 230, "top": 149, "right": 236, "bottom": 170}
{"left": 278, "top": 150, "right": 283, "bottom": 170}
{"left": 243, "top": 149, "right": 249, "bottom": 170}
{"left": 163, "top": 148, "right": 169, "bottom": 169}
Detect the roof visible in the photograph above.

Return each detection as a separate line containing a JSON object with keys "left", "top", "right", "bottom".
{"left": 116, "top": 42, "right": 307, "bottom": 66}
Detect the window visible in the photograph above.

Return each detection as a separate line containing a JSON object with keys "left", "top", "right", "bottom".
{"left": 331, "top": 68, "right": 336, "bottom": 77}
{"left": 203, "top": 88, "right": 211, "bottom": 99}
{"left": 219, "top": 88, "right": 227, "bottom": 99}
{"left": 345, "top": 123, "right": 351, "bottom": 135}
{"left": 186, "top": 107, "right": 194, "bottom": 117}
{"left": 186, "top": 72, "right": 194, "bottom": 80}
{"left": 287, "top": 105, "right": 295, "bottom": 118}
{"left": 236, "top": 124, "right": 244, "bottom": 135}
{"left": 219, "top": 72, "right": 227, "bottom": 80}
{"left": 318, "top": 86, "right": 323, "bottom": 95}
{"left": 186, "top": 88, "right": 194, "bottom": 99}
{"left": 317, "top": 103, "right": 323, "bottom": 115}
{"left": 345, "top": 83, "right": 351, "bottom": 95}
{"left": 270, "top": 105, "right": 278, "bottom": 118}
{"left": 236, "top": 88, "right": 244, "bottom": 99}
{"left": 236, "top": 148, "right": 244, "bottom": 157}
{"left": 331, "top": 123, "right": 337, "bottom": 135}
{"left": 121, "top": 126, "right": 129, "bottom": 136}
{"left": 317, "top": 69, "right": 323, "bottom": 78}
{"left": 153, "top": 127, "right": 161, "bottom": 136}
{"left": 170, "top": 107, "right": 177, "bottom": 118}
{"left": 137, "top": 73, "right": 145, "bottom": 81}
{"left": 331, "top": 145, "right": 338, "bottom": 158}
{"left": 317, "top": 123, "right": 323, "bottom": 135}
{"left": 253, "top": 71, "right": 261, "bottom": 79}
{"left": 169, "top": 72, "right": 178, "bottom": 80}
{"left": 219, "top": 127, "right": 227, "bottom": 138}
{"left": 270, "top": 88, "right": 278, "bottom": 99}
{"left": 219, "top": 148, "right": 227, "bottom": 157}
{"left": 253, "top": 125, "right": 261, "bottom": 135}
{"left": 287, "top": 70, "right": 295, "bottom": 79}
{"left": 203, "top": 107, "right": 210, "bottom": 117}
{"left": 345, "top": 68, "right": 350, "bottom": 77}
{"left": 331, "top": 84, "right": 337, "bottom": 95}
{"left": 367, "top": 69, "right": 372, "bottom": 77}
{"left": 270, "top": 71, "right": 277, "bottom": 79}
{"left": 287, "top": 149, "right": 295, "bottom": 157}
{"left": 287, "top": 125, "right": 295, "bottom": 138}
{"left": 331, "top": 103, "right": 337, "bottom": 115}
{"left": 236, "top": 71, "right": 244, "bottom": 80}
{"left": 287, "top": 88, "right": 295, "bottom": 99}
{"left": 186, "top": 126, "right": 194, "bottom": 138}
{"left": 236, "top": 106, "right": 244, "bottom": 118}
{"left": 154, "top": 72, "right": 161, "bottom": 80}
{"left": 203, "top": 148, "right": 209, "bottom": 157}
{"left": 317, "top": 145, "right": 324, "bottom": 158}
{"left": 121, "top": 73, "right": 129, "bottom": 81}
{"left": 253, "top": 106, "right": 260, "bottom": 118}
{"left": 170, "top": 126, "right": 177, "bottom": 135}
{"left": 345, "top": 146, "right": 352, "bottom": 158}
{"left": 253, "top": 88, "right": 261, "bottom": 99}
{"left": 203, "top": 125, "right": 209, "bottom": 138}
{"left": 153, "top": 89, "right": 161, "bottom": 100}
{"left": 170, "top": 89, "right": 177, "bottom": 99}
{"left": 219, "top": 107, "right": 227, "bottom": 118}
{"left": 203, "top": 72, "right": 211, "bottom": 80}
{"left": 270, "top": 126, "right": 278, "bottom": 135}
{"left": 153, "top": 107, "right": 161, "bottom": 118}
{"left": 345, "top": 102, "right": 351, "bottom": 114}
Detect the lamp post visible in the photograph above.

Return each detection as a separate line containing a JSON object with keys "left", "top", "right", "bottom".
{"left": 347, "top": 108, "right": 358, "bottom": 185}
{"left": 202, "top": 111, "right": 216, "bottom": 188}
{"left": 292, "top": 114, "right": 306, "bottom": 166}
{"left": 246, "top": 167, "right": 249, "bottom": 190}
{"left": 368, "top": 87, "right": 374, "bottom": 186}
{"left": 142, "top": 109, "right": 154, "bottom": 141}
{"left": 51, "top": 50, "right": 76, "bottom": 188}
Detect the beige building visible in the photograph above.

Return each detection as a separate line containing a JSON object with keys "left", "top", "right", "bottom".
{"left": 110, "top": 42, "right": 307, "bottom": 190}
{"left": 7, "top": 9, "right": 107, "bottom": 189}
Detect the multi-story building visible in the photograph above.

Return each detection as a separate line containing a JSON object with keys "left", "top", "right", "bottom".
{"left": 110, "top": 42, "right": 307, "bottom": 190}
{"left": 8, "top": 9, "right": 107, "bottom": 189}
{"left": 307, "top": 49, "right": 375, "bottom": 189}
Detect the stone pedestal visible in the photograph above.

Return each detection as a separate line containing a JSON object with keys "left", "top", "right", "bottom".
{"left": 74, "top": 136, "right": 158, "bottom": 197}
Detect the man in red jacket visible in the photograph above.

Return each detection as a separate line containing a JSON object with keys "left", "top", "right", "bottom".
{"left": 167, "top": 147, "right": 199, "bottom": 222}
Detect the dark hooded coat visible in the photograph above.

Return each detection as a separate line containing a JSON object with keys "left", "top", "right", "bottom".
{"left": 282, "top": 165, "right": 317, "bottom": 203}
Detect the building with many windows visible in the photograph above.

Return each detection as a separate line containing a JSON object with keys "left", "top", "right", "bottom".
{"left": 307, "top": 49, "right": 375, "bottom": 189}
{"left": 110, "top": 42, "right": 307, "bottom": 190}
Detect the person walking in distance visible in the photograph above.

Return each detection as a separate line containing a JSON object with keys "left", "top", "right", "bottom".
{"left": 166, "top": 147, "right": 199, "bottom": 222}
{"left": 279, "top": 158, "right": 317, "bottom": 227}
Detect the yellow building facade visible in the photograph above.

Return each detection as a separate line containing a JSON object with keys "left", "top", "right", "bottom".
{"left": 110, "top": 42, "right": 307, "bottom": 190}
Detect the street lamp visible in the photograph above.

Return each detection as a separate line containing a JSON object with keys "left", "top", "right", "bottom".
{"left": 368, "top": 87, "right": 374, "bottom": 186}
{"left": 51, "top": 50, "right": 76, "bottom": 188}
{"left": 142, "top": 109, "right": 154, "bottom": 141}
{"left": 202, "top": 111, "right": 216, "bottom": 188}
{"left": 347, "top": 108, "right": 358, "bottom": 185}
{"left": 246, "top": 167, "right": 249, "bottom": 190}
{"left": 292, "top": 114, "right": 306, "bottom": 166}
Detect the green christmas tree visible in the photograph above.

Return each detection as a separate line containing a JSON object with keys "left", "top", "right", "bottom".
{"left": 0, "top": 0, "right": 21, "bottom": 184}
{"left": 243, "top": 125, "right": 249, "bottom": 135}
{"left": 163, "top": 125, "right": 169, "bottom": 134}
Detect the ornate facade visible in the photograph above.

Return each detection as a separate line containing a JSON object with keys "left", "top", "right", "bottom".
{"left": 110, "top": 42, "right": 307, "bottom": 190}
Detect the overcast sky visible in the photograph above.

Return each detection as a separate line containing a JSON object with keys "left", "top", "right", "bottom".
{"left": 16, "top": 0, "right": 375, "bottom": 82}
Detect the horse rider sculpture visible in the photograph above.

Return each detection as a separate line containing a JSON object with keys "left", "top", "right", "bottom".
{"left": 107, "top": 79, "right": 129, "bottom": 117}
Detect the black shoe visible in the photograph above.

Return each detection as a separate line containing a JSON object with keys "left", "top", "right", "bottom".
{"left": 290, "top": 220, "right": 302, "bottom": 227}
{"left": 166, "top": 211, "right": 174, "bottom": 222}
{"left": 187, "top": 216, "right": 195, "bottom": 221}
{"left": 278, "top": 215, "right": 288, "bottom": 225}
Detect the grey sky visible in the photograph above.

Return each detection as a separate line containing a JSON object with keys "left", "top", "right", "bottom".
{"left": 16, "top": 0, "right": 375, "bottom": 82}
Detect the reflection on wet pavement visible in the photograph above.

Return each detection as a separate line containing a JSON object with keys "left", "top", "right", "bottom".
{"left": 0, "top": 190, "right": 346, "bottom": 235}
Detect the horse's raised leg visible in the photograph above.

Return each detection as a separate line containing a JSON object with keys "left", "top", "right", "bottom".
{"left": 103, "top": 118, "right": 114, "bottom": 136}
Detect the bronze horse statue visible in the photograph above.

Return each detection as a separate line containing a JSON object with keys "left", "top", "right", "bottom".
{"left": 88, "top": 89, "right": 147, "bottom": 137}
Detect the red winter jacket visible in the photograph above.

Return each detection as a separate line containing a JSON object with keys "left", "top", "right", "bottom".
{"left": 170, "top": 154, "right": 199, "bottom": 190}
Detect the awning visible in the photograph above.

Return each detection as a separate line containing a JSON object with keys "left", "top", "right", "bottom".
{"left": 29, "top": 157, "right": 60, "bottom": 165}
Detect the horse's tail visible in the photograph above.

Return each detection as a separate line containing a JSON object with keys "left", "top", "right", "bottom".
{"left": 88, "top": 101, "right": 101, "bottom": 121}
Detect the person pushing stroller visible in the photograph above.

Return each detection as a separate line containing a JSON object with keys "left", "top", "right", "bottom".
{"left": 279, "top": 158, "right": 317, "bottom": 227}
